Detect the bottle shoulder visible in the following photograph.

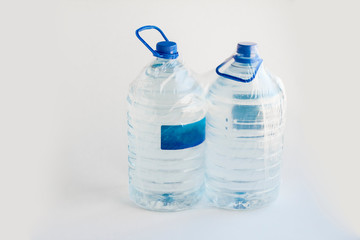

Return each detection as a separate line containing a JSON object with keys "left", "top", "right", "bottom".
{"left": 208, "top": 65, "right": 285, "bottom": 102}
{"left": 128, "top": 58, "right": 205, "bottom": 107}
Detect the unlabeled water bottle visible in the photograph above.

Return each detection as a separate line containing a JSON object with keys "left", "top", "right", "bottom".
{"left": 127, "top": 26, "right": 206, "bottom": 211}
{"left": 205, "top": 42, "right": 286, "bottom": 210}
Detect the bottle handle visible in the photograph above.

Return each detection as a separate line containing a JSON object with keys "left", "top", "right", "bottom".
{"left": 215, "top": 56, "right": 263, "bottom": 83}
{"left": 135, "top": 25, "right": 170, "bottom": 58}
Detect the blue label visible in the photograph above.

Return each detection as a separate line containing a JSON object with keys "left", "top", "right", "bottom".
{"left": 161, "top": 118, "right": 206, "bottom": 150}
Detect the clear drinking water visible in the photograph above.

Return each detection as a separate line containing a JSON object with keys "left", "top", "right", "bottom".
{"left": 205, "top": 42, "right": 286, "bottom": 210}
{"left": 128, "top": 26, "right": 206, "bottom": 211}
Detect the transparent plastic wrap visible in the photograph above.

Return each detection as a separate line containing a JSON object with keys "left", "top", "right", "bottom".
{"left": 127, "top": 26, "right": 206, "bottom": 211}
{"left": 205, "top": 42, "right": 286, "bottom": 209}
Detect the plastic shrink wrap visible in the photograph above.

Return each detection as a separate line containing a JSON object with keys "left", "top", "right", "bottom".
{"left": 127, "top": 26, "right": 206, "bottom": 211}
{"left": 205, "top": 42, "right": 286, "bottom": 210}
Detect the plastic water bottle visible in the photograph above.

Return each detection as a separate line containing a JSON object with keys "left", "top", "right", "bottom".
{"left": 205, "top": 42, "right": 286, "bottom": 209}
{"left": 127, "top": 26, "right": 206, "bottom": 211}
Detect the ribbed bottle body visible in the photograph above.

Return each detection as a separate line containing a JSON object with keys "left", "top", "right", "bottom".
{"left": 128, "top": 58, "right": 206, "bottom": 211}
{"left": 205, "top": 63, "right": 286, "bottom": 209}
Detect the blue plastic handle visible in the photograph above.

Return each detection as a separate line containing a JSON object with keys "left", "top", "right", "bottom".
{"left": 135, "top": 25, "right": 170, "bottom": 58}
{"left": 215, "top": 56, "right": 263, "bottom": 83}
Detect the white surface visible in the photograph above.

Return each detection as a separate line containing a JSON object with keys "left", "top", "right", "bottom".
{"left": 1, "top": 0, "right": 359, "bottom": 239}
{"left": 34, "top": 181, "right": 356, "bottom": 240}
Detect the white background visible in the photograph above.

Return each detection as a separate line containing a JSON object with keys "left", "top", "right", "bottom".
{"left": 1, "top": 0, "right": 359, "bottom": 239}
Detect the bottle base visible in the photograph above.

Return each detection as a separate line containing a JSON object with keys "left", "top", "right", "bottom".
{"left": 129, "top": 185, "right": 203, "bottom": 212}
{"left": 205, "top": 185, "right": 280, "bottom": 210}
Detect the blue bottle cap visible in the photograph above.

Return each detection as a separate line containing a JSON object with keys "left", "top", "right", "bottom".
{"left": 156, "top": 41, "right": 178, "bottom": 59}
{"left": 135, "top": 25, "right": 179, "bottom": 59}
{"left": 216, "top": 41, "right": 263, "bottom": 82}
{"left": 235, "top": 42, "right": 260, "bottom": 63}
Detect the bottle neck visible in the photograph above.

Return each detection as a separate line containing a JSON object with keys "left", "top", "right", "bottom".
{"left": 231, "top": 59, "right": 261, "bottom": 68}
{"left": 155, "top": 57, "right": 176, "bottom": 62}
{"left": 146, "top": 57, "right": 182, "bottom": 77}
{"left": 225, "top": 58, "right": 263, "bottom": 81}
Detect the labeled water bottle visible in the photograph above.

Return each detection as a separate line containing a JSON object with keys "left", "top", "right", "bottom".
{"left": 127, "top": 26, "right": 206, "bottom": 211}
{"left": 205, "top": 42, "right": 286, "bottom": 209}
